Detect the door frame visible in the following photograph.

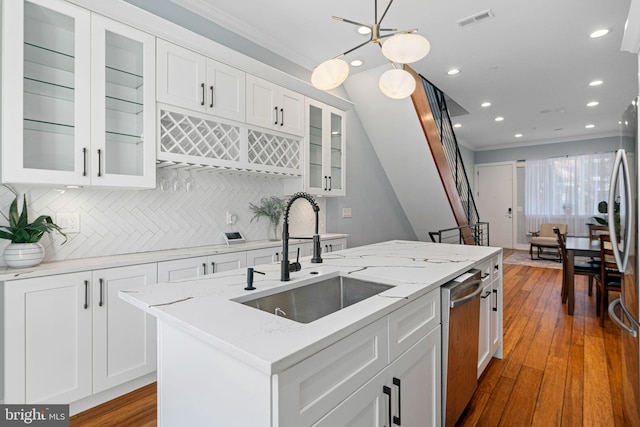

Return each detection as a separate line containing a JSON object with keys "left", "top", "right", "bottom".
{"left": 474, "top": 161, "right": 518, "bottom": 249}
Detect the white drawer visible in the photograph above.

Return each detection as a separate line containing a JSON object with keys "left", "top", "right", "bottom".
{"left": 388, "top": 287, "right": 440, "bottom": 362}
{"left": 274, "top": 317, "right": 388, "bottom": 426}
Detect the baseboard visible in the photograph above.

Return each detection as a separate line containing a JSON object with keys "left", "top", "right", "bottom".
{"left": 69, "top": 372, "right": 156, "bottom": 416}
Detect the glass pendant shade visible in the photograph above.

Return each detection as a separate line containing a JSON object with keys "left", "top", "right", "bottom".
{"left": 311, "top": 58, "right": 350, "bottom": 90}
{"left": 381, "top": 33, "right": 431, "bottom": 64}
{"left": 379, "top": 69, "right": 416, "bottom": 99}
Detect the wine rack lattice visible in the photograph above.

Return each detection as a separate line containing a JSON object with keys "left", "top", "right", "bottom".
{"left": 160, "top": 110, "right": 241, "bottom": 161}
{"left": 247, "top": 129, "right": 300, "bottom": 170}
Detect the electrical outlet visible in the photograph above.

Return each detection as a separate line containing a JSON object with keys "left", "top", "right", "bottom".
{"left": 342, "top": 208, "right": 352, "bottom": 218}
{"left": 56, "top": 213, "right": 80, "bottom": 234}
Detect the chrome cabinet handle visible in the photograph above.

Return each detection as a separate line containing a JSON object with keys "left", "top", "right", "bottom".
{"left": 383, "top": 385, "right": 392, "bottom": 427}
{"left": 82, "top": 148, "right": 87, "bottom": 177}
{"left": 84, "top": 280, "right": 89, "bottom": 309}
{"left": 99, "top": 278, "right": 104, "bottom": 307}
{"left": 201, "top": 83, "right": 205, "bottom": 106}
{"left": 210, "top": 85, "right": 214, "bottom": 108}
{"left": 97, "top": 149, "right": 102, "bottom": 177}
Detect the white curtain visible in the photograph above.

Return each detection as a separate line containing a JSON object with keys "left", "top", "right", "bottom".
{"left": 525, "top": 152, "right": 615, "bottom": 236}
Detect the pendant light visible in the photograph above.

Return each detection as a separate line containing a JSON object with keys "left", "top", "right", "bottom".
{"left": 311, "top": 0, "right": 430, "bottom": 99}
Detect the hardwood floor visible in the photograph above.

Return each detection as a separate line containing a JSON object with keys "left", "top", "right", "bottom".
{"left": 70, "top": 250, "right": 627, "bottom": 426}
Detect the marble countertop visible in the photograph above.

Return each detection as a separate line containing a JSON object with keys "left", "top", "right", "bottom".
{"left": 120, "top": 240, "right": 502, "bottom": 375}
{"left": 0, "top": 234, "right": 348, "bottom": 281}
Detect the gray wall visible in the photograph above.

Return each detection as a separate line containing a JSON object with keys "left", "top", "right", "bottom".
{"left": 124, "top": 0, "right": 417, "bottom": 247}
{"left": 475, "top": 136, "right": 633, "bottom": 244}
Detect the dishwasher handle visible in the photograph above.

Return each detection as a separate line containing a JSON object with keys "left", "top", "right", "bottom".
{"left": 450, "top": 279, "right": 483, "bottom": 308}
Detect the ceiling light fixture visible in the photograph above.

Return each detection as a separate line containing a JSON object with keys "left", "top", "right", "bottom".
{"left": 454, "top": 123, "right": 462, "bottom": 128}
{"left": 589, "top": 79, "right": 603, "bottom": 86}
{"left": 515, "top": 133, "right": 523, "bottom": 138}
{"left": 350, "top": 59, "right": 364, "bottom": 67}
{"left": 585, "top": 124, "right": 595, "bottom": 128}
{"left": 586, "top": 101, "right": 599, "bottom": 107}
{"left": 447, "top": 68, "right": 461, "bottom": 75}
{"left": 495, "top": 116, "right": 504, "bottom": 122}
{"left": 481, "top": 101, "right": 491, "bottom": 107}
{"left": 311, "top": 0, "right": 430, "bottom": 99}
{"left": 590, "top": 28, "right": 610, "bottom": 38}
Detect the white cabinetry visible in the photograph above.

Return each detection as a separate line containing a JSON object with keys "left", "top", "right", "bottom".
{"left": 1, "top": 0, "right": 156, "bottom": 188}
{"left": 156, "top": 40, "right": 245, "bottom": 122}
{"left": 157, "top": 252, "right": 247, "bottom": 282}
{"left": 285, "top": 98, "right": 346, "bottom": 196}
{"left": 323, "top": 238, "right": 347, "bottom": 254}
{"left": 3, "top": 263, "right": 157, "bottom": 404}
{"left": 246, "top": 74, "right": 304, "bottom": 136}
{"left": 477, "top": 255, "right": 503, "bottom": 377}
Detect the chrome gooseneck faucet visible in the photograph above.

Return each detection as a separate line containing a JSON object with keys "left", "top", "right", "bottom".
{"left": 281, "top": 192, "right": 322, "bottom": 281}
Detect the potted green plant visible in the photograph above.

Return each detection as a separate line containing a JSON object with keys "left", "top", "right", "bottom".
{"left": 249, "top": 196, "right": 286, "bottom": 241}
{"left": 0, "top": 195, "right": 67, "bottom": 268}
{"left": 592, "top": 199, "right": 621, "bottom": 237}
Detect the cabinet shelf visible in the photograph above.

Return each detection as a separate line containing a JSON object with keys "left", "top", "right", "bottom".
{"left": 24, "top": 118, "right": 74, "bottom": 135}
{"left": 24, "top": 77, "right": 75, "bottom": 101}
{"left": 106, "top": 95, "right": 144, "bottom": 114}
{"left": 105, "top": 130, "right": 143, "bottom": 145}
{"left": 106, "top": 66, "right": 143, "bottom": 90}
{"left": 24, "top": 42, "right": 75, "bottom": 73}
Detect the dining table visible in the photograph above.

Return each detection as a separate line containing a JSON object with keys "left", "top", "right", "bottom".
{"left": 564, "top": 236, "right": 601, "bottom": 315}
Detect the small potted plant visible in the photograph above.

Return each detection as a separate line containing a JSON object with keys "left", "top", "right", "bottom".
{"left": 0, "top": 195, "right": 67, "bottom": 268}
{"left": 249, "top": 196, "right": 286, "bottom": 241}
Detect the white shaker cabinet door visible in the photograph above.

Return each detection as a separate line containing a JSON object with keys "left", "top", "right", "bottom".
{"left": 205, "top": 58, "right": 246, "bottom": 122}
{"left": 91, "top": 263, "right": 158, "bottom": 393}
{"left": 4, "top": 272, "right": 93, "bottom": 404}
{"left": 157, "top": 256, "right": 208, "bottom": 282}
{"left": 156, "top": 39, "right": 207, "bottom": 112}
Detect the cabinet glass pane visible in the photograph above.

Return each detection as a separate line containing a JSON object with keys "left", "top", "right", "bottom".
{"left": 309, "top": 104, "right": 323, "bottom": 188}
{"left": 103, "top": 31, "right": 144, "bottom": 176}
{"left": 330, "top": 112, "right": 343, "bottom": 190}
{"left": 23, "top": 2, "right": 76, "bottom": 172}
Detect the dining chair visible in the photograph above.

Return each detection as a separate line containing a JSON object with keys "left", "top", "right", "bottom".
{"left": 554, "top": 227, "right": 599, "bottom": 302}
{"left": 595, "top": 234, "right": 623, "bottom": 327}
{"left": 588, "top": 223, "right": 609, "bottom": 241}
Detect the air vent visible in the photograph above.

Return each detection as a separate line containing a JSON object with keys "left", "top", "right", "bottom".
{"left": 456, "top": 9, "right": 495, "bottom": 28}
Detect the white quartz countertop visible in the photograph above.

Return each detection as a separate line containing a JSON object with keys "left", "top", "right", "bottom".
{"left": 120, "top": 240, "right": 502, "bottom": 375}
{"left": 0, "top": 234, "right": 347, "bottom": 281}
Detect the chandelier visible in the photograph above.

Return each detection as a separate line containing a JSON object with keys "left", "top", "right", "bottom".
{"left": 311, "top": 0, "right": 430, "bottom": 99}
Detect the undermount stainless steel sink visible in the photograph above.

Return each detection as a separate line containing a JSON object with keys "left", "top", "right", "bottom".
{"left": 240, "top": 275, "right": 393, "bottom": 323}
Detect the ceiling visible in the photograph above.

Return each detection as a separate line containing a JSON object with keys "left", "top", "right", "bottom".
{"left": 165, "top": 0, "right": 637, "bottom": 151}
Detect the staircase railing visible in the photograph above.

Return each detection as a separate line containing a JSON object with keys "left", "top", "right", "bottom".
{"left": 429, "top": 222, "right": 490, "bottom": 246}
{"left": 419, "top": 75, "right": 480, "bottom": 228}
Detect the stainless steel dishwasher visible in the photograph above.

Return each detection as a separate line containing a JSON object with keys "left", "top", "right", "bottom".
{"left": 441, "top": 269, "right": 483, "bottom": 427}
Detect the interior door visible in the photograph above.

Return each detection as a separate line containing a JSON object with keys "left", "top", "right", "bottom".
{"left": 476, "top": 163, "right": 514, "bottom": 248}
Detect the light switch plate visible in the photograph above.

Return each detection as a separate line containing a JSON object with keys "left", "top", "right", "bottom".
{"left": 342, "top": 208, "right": 352, "bottom": 218}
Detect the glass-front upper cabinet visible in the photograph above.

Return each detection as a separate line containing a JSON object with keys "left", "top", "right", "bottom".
{"left": 1, "top": 0, "right": 155, "bottom": 188}
{"left": 303, "top": 98, "right": 346, "bottom": 196}
{"left": 90, "top": 15, "right": 155, "bottom": 188}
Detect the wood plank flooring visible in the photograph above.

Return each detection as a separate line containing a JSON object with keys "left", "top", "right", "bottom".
{"left": 70, "top": 250, "right": 627, "bottom": 426}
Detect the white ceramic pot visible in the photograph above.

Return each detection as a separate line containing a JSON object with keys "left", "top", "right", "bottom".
{"left": 3, "top": 242, "right": 45, "bottom": 268}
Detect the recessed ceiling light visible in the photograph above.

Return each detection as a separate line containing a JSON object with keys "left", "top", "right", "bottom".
{"left": 515, "top": 133, "right": 523, "bottom": 138}
{"left": 481, "top": 102, "right": 491, "bottom": 107}
{"left": 495, "top": 116, "right": 504, "bottom": 122}
{"left": 590, "top": 28, "right": 610, "bottom": 38}
{"left": 585, "top": 124, "right": 595, "bottom": 129}
{"left": 453, "top": 123, "right": 462, "bottom": 128}
{"left": 589, "top": 80, "right": 603, "bottom": 86}
{"left": 357, "top": 26, "right": 372, "bottom": 35}
{"left": 586, "top": 101, "right": 599, "bottom": 107}
{"left": 447, "top": 68, "right": 461, "bottom": 75}
{"left": 350, "top": 59, "right": 364, "bottom": 67}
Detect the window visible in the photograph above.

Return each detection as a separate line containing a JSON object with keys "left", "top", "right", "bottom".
{"left": 524, "top": 152, "right": 615, "bottom": 236}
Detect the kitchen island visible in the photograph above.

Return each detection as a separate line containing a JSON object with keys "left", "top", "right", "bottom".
{"left": 120, "top": 240, "right": 502, "bottom": 426}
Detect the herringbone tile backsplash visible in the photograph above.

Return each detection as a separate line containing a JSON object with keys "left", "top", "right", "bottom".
{"left": 0, "top": 170, "right": 326, "bottom": 266}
